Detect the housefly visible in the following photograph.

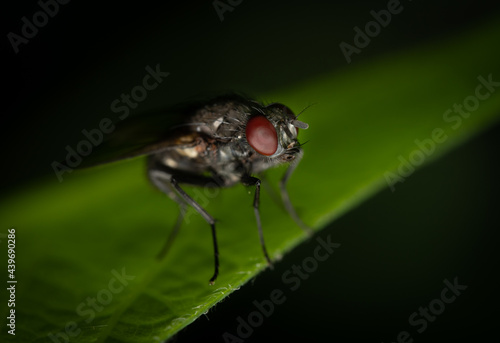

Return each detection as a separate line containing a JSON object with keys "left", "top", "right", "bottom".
{"left": 83, "top": 94, "right": 310, "bottom": 284}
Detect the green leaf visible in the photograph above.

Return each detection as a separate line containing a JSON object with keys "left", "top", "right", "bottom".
{"left": 2, "top": 16, "right": 500, "bottom": 343}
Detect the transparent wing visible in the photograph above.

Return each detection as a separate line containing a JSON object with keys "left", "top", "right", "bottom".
{"left": 76, "top": 93, "right": 255, "bottom": 168}
{"left": 76, "top": 109, "right": 196, "bottom": 168}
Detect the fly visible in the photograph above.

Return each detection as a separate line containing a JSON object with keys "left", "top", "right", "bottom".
{"left": 83, "top": 94, "right": 310, "bottom": 284}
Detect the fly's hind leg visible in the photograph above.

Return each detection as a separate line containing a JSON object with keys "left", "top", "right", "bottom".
{"left": 157, "top": 200, "right": 187, "bottom": 261}
{"left": 149, "top": 167, "right": 220, "bottom": 285}
{"left": 148, "top": 169, "right": 188, "bottom": 260}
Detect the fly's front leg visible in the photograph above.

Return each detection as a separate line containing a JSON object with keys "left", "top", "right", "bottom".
{"left": 149, "top": 168, "right": 219, "bottom": 285}
{"left": 242, "top": 175, "right": 272, "bottom": 267}
{"left": 279, "top": 149, "right": 313, "bottom": 236}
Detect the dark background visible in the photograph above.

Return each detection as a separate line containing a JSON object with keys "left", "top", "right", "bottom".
{"left": 3, "top": 0, "right": 500, "bottom": 191}
{"left": 3, "top": 1, "right": 500, "bottom": 342}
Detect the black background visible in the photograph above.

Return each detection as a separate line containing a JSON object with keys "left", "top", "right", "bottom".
{"left": 3, "top": 1, "right": 500, "bottom": 342}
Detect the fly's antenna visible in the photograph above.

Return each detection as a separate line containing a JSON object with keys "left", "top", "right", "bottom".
{"left": 292, "top": 102, "right": 315, "bottom": 129}
{"left": 295, "top": 103, "right": 316, "bottom": 119}
{"left": 292, "top": 120, "right": 309, "bottom": 129}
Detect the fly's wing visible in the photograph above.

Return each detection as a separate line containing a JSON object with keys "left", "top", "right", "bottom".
{"left": 76, "top": 108, "right": 197, "bottom": 169}
{"left": 75, "top": 93, "right": 254, "bottom": 169}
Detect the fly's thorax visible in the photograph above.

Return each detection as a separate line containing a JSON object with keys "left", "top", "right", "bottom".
{"left": 189, "top": 100, "right": 249, "bottom": 140}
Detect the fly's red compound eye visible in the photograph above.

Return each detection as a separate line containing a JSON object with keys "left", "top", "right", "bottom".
{"left": 245, "top": 115, "right": 278, "bottom": 156}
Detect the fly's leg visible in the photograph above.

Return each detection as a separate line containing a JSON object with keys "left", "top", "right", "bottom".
{"left": 149, "top": 169, "right": 219, "bottom": 285}
{"left": 170, "top": 177, "right": 219, "bottom": 284}
{"left": 156, "top": 202, "right": 187, "bottom": 260}
{"left": 242, "top": 175, "right": 272, "bottom": 267}
{"left": 148, "top": 170, "right": 187, "bottom": 260}
{"left": 258, "top": 172, "right": 283, "bottom": 210}
{"left": 279, "top": 150, "right": 313, "bottom": 236}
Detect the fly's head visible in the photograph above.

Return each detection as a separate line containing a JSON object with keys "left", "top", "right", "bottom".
{"left": 245, "top": 103, "right": 308, "bottom": 164}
